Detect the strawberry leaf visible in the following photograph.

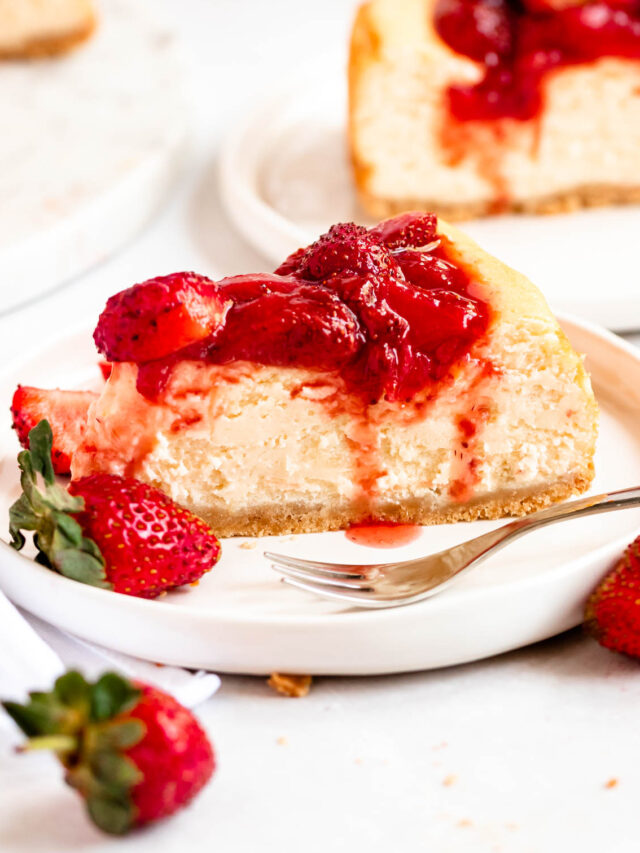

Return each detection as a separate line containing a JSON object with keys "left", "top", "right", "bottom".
{"left": 8, "top": 420, "right": 110, "bottom": 590}
{"left": 91, "top": 674, "right": 141, "bottom": 723}
{"left": 86, "top": 795, "right": 135, "bottom": 836}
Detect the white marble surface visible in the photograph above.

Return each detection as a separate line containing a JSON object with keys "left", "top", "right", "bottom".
{"left": 1, "top": 1, "right": 640, "bottom": 851}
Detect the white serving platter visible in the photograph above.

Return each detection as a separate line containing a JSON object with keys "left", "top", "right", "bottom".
{"left": 219, "top": 81, "right": 640, "bottom": 332}
{"left": 0, "top": 316, "right": 638, "bottom": 675}
{"left": 0, "top": 0, "right": 187, "bottom": 314}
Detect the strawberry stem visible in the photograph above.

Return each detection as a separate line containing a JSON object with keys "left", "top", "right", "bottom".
{"left": 18, "top": 734, "right": 78, "bottom": 754}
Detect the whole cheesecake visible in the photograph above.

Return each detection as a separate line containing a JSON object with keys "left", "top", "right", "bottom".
{"left": 349, "top": 0, "right": 640, "bottom": 218}
{"left": 0, "top": 0, "right": 95, "bottom": 59}
{"left": 11, "top": 214, "right": 598, "bottom": 537}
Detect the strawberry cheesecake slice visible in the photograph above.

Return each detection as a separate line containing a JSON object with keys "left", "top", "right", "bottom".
{"left": 0, "top": 0, "right": 95, "bottom": 59}
{"left": 349, "top": 0, "right": 640, "bottom": 218}
{"left": 15, "top": 214, "right": 598, "bottom": 537}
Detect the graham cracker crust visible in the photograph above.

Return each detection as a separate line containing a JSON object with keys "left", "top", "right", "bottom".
{"left": 357, "top": 184, "right": 640, "bottom": 222}
{"left": 0, "top": 17, "right": 96, "bottom": 60}
{"left": 193, "top": 469, "right": 594, "bottom": 538}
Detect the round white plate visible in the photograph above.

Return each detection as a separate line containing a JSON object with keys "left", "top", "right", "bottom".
{"left": 0, "top": 0, "right": 187, "bottom": 314}
{"left": 0, "top": 317, "right": 638, "bottom": 675}
{"left": 219, "top": 81, "right": 640, "bottom": 332}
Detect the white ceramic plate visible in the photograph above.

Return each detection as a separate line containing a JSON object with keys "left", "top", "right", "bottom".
{"left": 0, "top": 317, "right": 638, "bottom": 675}
{"left": 0, "top": 0, "right": 187, "bottom": 314}
{"left": 219, "top": 81, "right": 640, "bottom": 332}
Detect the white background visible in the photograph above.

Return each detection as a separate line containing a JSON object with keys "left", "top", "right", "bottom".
{"left": 1, "top": 1, "right": 640, "bottom": 851}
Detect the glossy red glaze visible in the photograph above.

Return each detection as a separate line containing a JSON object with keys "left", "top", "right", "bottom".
{"left": 110, "top": 216, "right": 489, "bottom": 404}
{"left": 434, "top": 0, "right": 640, "bottom": 121}
{"left": 345, "top": 521, "right": 422, "bottom": 548}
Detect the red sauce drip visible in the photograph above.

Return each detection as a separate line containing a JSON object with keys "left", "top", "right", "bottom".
{"left": 434, "top": 0, "right": 640, "bottom": 122}
{"left": 345, "top": 522, "right": 422, "bottom": 548}
{"left": 448, "top": 363, "right": 500, "bottom": 501}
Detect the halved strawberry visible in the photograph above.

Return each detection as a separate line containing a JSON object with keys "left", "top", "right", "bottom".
{"left": 93, "top": 272, "right": 231, "bottom": 364}
{"left": 11, "top": 386, "right": 96, "bottom": 475}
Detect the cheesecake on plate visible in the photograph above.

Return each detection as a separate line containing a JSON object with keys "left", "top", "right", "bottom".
{"left": 0, "top": 0, "right": 95, "bottom": 59}
{"left": 11, "top": 214, "right": 598, "bottom": 537}
{"left": 349, "top": 0, "right": 640, "bottom": 218}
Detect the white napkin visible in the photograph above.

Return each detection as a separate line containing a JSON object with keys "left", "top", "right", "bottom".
{"left": 0, "top": 588, "right": 220, "bottom": 712}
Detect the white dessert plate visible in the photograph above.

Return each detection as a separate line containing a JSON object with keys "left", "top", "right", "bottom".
{"left": 219, "top": 80, "right": 640, "bottom": 332}
{"left": 0, "top": 316, "right": 638, "bottom": 675}
{"left": 0, "top": 0, "right": 187, "bottom": 314}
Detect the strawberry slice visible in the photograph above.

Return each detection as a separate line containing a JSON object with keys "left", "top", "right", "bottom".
{"left": 393, "top": 249, "right": 469, "bottom": 292}
{"left": 11, "top": 386, "right": 96, "bottom": 475}
{"left": 214, "top": 274, "right": 364, "bottom": 369}
{"left": 94, "top": 272, "right": 231, "bottom": 363}
{"left": 369, "top": 212, "right": 438, "bottom": 249}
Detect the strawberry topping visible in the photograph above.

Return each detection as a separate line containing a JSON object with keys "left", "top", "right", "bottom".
{"left": 11, "top": 386, "right": 96, "bottom": 475}
{"left": 94, "top": 214, "right": 490, "bottom": 403}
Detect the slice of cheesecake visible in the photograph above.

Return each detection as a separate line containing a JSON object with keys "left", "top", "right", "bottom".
{"left": 30, "top": 213, "right": 595, "bottom": 538}
{"left": 349, "top": 0, "right": 640, "bottom": 219}
{"left": 0, "top": 0, "right": 95, "bottom": 59}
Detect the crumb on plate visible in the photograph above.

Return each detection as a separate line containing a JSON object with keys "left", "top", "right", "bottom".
{"left": 267, "top": 673, "right": 312, "bottom": 698}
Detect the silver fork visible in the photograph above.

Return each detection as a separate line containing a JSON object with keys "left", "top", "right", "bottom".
{"left": 265, "top": 487, "right": 640, "bottom": 609}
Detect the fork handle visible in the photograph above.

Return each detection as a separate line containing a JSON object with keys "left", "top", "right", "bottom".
{"left": 482, "top": 485, "right": 640, "bottom": 555}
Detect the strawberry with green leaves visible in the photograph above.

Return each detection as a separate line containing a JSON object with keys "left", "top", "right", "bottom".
{"left": 3, "top": 671, "right": 215, "bottom": 834}
{"left": 9, "top": 420, "right": 221, "bottom": 598}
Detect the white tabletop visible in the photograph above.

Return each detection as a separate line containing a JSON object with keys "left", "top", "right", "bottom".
{"left": 1, "top": 2, "right": 640, "bottom": 851}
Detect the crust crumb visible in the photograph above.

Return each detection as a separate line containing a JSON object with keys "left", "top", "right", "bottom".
{"left": 276, "top": 736, "right": 288, "bottom": 746}
{"left": 604, "top": 778, "right": 619, "bottom": 789}
{"left": 443, "top": 774, "right": 457, "bottom": 787}
{"left": 267, "top": 673, "right": 312, "bottom": 698}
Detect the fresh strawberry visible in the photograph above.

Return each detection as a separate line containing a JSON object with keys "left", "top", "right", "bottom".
{"left": 11, "top": 386, "right": 96, "bottom": 475}
{"left": 276, "top": 222, "right": 395, "bottom": 281}
{"left": 94, "top": 272, "right": 231, "bottom": 364}
{"left": 2, "top": 671, "right": 215, "bottom": 834}
{"left": 585, "top": 536, "right": 640, "bottom": 658}
{"left": 9, "top": 421, "right": 221, "bottom": 598}
{"left": 369, "top": 212, "right": 438, "bottom": 250}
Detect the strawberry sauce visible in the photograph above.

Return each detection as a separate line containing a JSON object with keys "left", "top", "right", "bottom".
{"left": 121, "top": 218, "right": 490, "bottom": 408}
{"left": 345, "top": 522, "right": 422, "bottom": 547}
{"left": 434, "top": 0, "right": 640, "bottom": 122}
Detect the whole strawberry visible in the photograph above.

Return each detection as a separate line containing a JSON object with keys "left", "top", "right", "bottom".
{"left": 2, "top": 671, "right": 215, "bottom": 834}
{"left": 585, "top": 535, "right": 640, "bottom": 658}
{"left": 9, "top": 420, "right": 221, "bottom": 598}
